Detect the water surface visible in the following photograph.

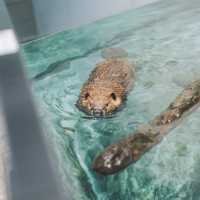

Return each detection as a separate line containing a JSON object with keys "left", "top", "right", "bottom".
{"left": 23, "top": 0, "right": 200, "bottom": 199}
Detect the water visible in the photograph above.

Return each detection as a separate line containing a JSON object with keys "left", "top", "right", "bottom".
{"left": 23, "top": 0, "right": 200, "bottom": 199}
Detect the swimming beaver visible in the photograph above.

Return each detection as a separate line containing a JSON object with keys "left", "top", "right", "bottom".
{"left": 76, "top": 48, "right": 135, "bottom": 117}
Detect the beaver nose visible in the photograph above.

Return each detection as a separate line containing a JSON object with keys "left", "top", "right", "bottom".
{"left": 93, "top": 109, "right": 103, "bottom": 117}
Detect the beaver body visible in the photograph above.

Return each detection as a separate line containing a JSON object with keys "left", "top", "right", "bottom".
{"left": 87, "top": 58, "right": 135, "bottom": 93}
{"left": 76, "top": 48, "right": 135, "bottom": 117}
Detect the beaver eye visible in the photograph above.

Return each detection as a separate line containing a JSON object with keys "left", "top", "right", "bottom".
{"left": 84, "top": 92, "right": 90, "bottom": 99}
{"left": 111, "top": 93, "right": 117, "bottom": 100}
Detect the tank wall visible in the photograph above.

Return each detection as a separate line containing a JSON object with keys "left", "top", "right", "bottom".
{"left": 6, "top": 0, "right": 159, "bottom": 41}
{"left": 32, "top": 0, "right": 159, "bottom": 35}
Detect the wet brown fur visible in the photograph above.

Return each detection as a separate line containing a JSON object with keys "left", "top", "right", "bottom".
{"left": 77, "top": 58, "right": 135, "bottom": 117}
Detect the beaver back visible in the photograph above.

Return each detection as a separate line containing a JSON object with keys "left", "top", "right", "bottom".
{"left": 87, "top": 58, "right": 135, "bottom": 93}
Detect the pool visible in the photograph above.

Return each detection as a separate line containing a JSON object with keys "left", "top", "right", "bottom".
{"left": 23, "top": 0, "right": 200, "bottom": 199}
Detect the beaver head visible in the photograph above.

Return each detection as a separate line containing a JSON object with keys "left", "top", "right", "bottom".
{"left": 77, "top": 81, "right": 125, "bottom": 117}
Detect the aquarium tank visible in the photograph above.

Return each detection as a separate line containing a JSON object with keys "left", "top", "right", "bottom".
{"left": 22, "top": 0, "right": 200, "bottom": 199}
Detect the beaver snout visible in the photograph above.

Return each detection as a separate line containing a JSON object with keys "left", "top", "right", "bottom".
{"left": 92, "top": 108, "right": 104, "bottom": 117}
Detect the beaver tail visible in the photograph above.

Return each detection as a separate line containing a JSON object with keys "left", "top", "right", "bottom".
{"left": 101, "top": 48, "right": 128, "bottom": 59}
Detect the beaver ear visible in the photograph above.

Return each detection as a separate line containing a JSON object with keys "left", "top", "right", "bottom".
{"left": 84, "top": 92, "right": 90, "bottom": 99}
{"left": 110, "top": 93, "right": 117, "bottom": 100}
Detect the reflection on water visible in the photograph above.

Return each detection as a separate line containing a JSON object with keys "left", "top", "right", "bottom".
{"left": 23, "top": 0, "right": 200, "bottom": 199}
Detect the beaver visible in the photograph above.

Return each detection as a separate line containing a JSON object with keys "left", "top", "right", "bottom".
{"left": 76, "top": 48, "right": 135, "bottom": 117}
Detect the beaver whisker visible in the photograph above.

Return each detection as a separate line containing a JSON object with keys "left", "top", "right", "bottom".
{"left": 81, "top": 113, "right": 116, "bottom": 120}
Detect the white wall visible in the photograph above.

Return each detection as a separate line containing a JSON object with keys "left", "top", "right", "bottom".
{"left": 33, "top": 0, "right": 159, "bottom": 35}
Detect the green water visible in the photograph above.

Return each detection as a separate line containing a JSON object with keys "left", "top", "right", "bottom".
{"left": 23, "top": 0, "right": 200, "bottom": 199}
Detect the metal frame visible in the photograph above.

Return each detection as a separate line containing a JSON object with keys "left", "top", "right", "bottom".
{"left": 0, "top": 1, "right": 67, "bottom": 199}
